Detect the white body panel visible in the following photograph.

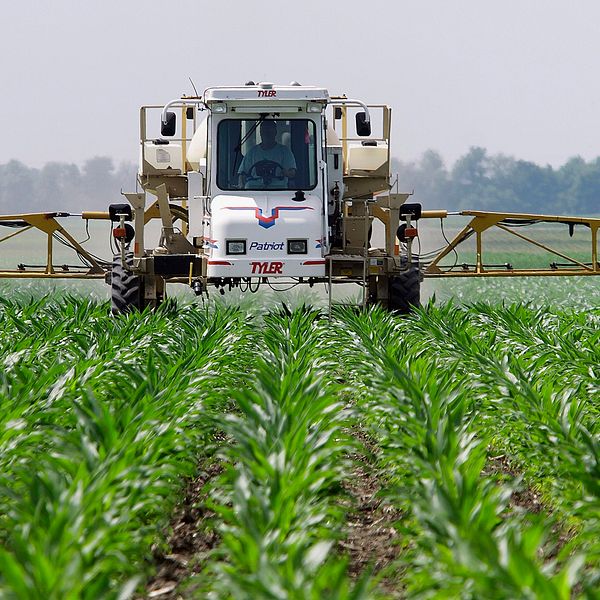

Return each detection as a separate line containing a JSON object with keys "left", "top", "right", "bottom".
{"left": 207, "top": 193, "right": 325, "bottom": 277}
{"left": 187, "top": 171, "right": 206, "bottom": 241}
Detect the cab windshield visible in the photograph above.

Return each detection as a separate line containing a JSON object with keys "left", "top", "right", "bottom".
{"left": 217, "top": 119, "right": 317, "bottom": 191}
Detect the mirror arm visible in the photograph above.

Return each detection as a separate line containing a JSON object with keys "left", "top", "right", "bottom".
{"left": 328, "top": 99, "right": 371, "bottom": 123}
{"left": 161, "top": 98, "right": 206, "bottom": 124}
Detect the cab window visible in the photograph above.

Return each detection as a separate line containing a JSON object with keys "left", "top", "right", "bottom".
{"left": 217, "top": 119, "right": 317, "bottom": 191}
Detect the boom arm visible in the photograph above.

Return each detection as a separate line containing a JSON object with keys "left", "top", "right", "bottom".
{"left": 421, "top": 210, "right": 600, "bottom": 278}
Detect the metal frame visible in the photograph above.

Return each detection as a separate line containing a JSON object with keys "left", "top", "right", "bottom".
{"left": 0, "top": 213, "right": 105, "bottom": 279}
{"left": 423, "top": 210, "right": 600, "bottom": 277}
{"left": 0, "top": 202, "right": 193, "bottom": 280}
{"left": 331, "top": 101, "right": 392, "bottom": 200}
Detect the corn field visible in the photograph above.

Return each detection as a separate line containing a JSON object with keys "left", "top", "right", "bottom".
{"left": 0, "top": 293, "right": 599, "bottom": 599}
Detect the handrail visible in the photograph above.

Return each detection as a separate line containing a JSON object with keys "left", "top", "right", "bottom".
{"left": 328, "top": 99, "right": 371, "bottom": 123}
{"left": 161, "top": 97, "right": 205, "bottom": 124}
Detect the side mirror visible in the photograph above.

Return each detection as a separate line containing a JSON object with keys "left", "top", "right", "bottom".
{"left": 161, "top": 112, "right": 176, "bottom": 137}
{"left": 355, "top": 112, "right": 371, "bottom": 137}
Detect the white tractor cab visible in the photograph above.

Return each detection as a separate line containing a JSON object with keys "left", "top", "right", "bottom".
{"left": 110, "top": 82, "right": 422, "bottom": 314}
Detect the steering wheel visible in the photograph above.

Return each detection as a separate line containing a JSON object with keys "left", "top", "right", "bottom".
{"left": 246, "top": 160, "right": 285, "bottom": 184}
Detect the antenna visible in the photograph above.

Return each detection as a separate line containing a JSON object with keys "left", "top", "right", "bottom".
{"left": 188, "top": 77, "right": 199, "bottom": 97}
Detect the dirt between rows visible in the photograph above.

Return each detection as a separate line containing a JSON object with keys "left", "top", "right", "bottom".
{"left": 340, "top": 427, "right": 406, "bottom": 593}
{"left": 484, "top": 452, "right": 575, "bottom": 562}
{"left": 144, "top": 462, "right": 222, "bottom": 599}
{"left": 339, "top": 459, "right": 405, "bottom": 593}
{"left": 484, "top": 453, "right": 544, "bottom": 513}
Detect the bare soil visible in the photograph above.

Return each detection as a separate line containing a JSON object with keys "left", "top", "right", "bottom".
{"left": 144, "top": 462, "right": 222, "bottom": 599}
{"left": 484, "top": 452, "right": 575, "bottom": 561}
{"left": 340, "top": 428, "right": 406, "bottom": 596}
{"left": 485, "top": 453, "right": 544, "bottom": 513}
{"left": 341, "top": 461, "right": 404, "bottom": 578}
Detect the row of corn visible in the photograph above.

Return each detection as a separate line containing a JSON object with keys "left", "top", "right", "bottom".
{"left": 198, "top": 309, "right": 369, "bottom": 598}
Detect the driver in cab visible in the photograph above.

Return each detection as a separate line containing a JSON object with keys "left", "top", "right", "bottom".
{"left": 238, "top": 120, "right": 296, "bottom": 189}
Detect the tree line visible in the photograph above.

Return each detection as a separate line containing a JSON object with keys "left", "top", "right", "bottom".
{"left": 394, "top": 148, "right": 600, "bottom": 215}
{"left": 0, "top": 158, "right": 137, "bottom": 214}
{"left": 0, "top": 149, "right": 598, "bottom": 215}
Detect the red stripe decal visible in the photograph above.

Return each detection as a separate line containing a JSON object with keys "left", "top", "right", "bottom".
{"left": 302, "top": 260, "right": 326, "bottom": 265}
{"left": 226, "top": 206, "right": 313, "bottom": 229}
{"left": 208, "top": 260, "right": 232, "bottom": 266}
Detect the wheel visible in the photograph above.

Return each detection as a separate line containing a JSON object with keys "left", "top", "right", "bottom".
{"left": 389, "top": 264, "right": 421, "bottom": 313}
{"left": 111, "top": 252, "right": 144, "bottom": 315}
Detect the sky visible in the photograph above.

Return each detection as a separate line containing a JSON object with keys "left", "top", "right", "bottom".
{"left": 2, "top": 0, "right": 600, "bottom": 168}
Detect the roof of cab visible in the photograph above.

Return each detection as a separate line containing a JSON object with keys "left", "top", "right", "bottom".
{"left": 204, "top": 84, "right": 329, "bottom": 103}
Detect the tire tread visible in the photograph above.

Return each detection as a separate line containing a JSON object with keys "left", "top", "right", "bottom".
{"left": 389, "top": 265, "right": 421, "bottom": 313}
{"left": 111, "top": 253, "right": 143, "bottom": 315}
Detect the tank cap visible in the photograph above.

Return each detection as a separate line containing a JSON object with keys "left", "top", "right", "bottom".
{"left": 258, "top": 82, "right": 274, "bottom": 89}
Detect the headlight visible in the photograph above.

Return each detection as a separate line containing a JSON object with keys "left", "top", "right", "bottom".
{"left": 226, "top": 240, "right": 246, "bottom": 255}
{"left": 287, "top": 239, "right": 307, "bottom": 254}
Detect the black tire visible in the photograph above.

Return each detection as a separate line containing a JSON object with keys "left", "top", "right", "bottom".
{"left": 389, "top": 265, "right": 421, "bottom": 314}
{"left": 111, "top": 253, "right": 144, "bottom": 315}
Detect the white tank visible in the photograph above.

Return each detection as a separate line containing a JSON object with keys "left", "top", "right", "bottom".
{"left": 347, "top": 142, "right": 388, "bottom": 173}
{"left": 141, "top": 142, "right": 183, "bottom": 173}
